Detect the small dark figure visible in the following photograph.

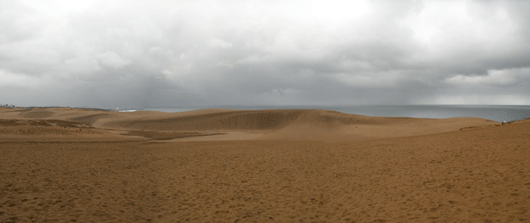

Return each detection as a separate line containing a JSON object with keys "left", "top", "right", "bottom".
{"left": 502, "top": 121, "right": 506, "bottom": 125}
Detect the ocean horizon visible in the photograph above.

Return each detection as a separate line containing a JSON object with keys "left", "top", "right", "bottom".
{"left": 130, "top": 105, "right": 530, "bottom": 123}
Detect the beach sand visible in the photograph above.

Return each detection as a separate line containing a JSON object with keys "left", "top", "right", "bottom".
{"left": 1, "top": 107, "right": 529, "bottom": 222}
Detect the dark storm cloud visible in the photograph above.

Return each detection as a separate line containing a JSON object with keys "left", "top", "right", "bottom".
{"left": 1, "top": 0, "right": 530, "bottom": 108}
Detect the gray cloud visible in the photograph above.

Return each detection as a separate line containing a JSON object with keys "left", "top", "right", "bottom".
{"left": 1, "top": 0, "right": 530, "bottom": 108}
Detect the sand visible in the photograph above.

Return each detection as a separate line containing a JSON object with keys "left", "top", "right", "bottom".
{"left": 1, "top": 107, "right": 529, "bottom": 222}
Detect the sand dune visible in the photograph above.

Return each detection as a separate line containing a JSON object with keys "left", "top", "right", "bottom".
{"left": 94, "top": 109, "right": 495, "bottom": 142}
{"left": 1, "top": 107, "right": 498, "bottom": 141}
{"left": 1, "top": 107, "right": 528, "bottom": 222}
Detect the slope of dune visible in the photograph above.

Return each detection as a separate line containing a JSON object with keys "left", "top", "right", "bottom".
{"left": 100, "top": 109, "right": 303, "bottom": 131}
{"left": 97, "top": 109, "right": 496, "bottom": 141}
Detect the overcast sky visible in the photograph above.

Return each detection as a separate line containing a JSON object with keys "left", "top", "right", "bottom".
{"left": 1, "top": 0, "right": 530, "bottom": 108}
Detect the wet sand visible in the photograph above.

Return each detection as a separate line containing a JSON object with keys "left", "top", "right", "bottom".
{"left": 1, "top": 107, "right": 529, "bottom": 222}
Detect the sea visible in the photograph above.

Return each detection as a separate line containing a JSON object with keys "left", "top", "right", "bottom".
{"left": 130, "top": 105, "right": 530, "bottom": 123}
